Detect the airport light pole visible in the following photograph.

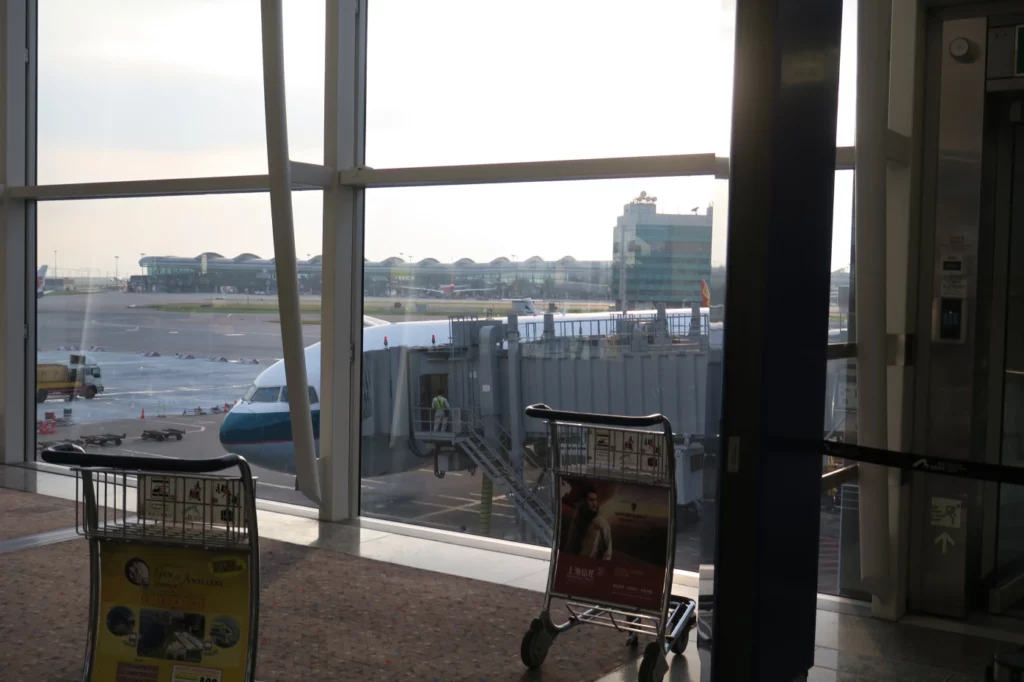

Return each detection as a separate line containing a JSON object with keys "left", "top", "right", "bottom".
{"left": 54, "top": 250, "right": 57, "bottom": 278}
{"left": 115, "top": 256, "right": 119, "bottom": 280}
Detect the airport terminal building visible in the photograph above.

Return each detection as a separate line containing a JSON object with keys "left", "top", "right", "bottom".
{"left": 134, "top": 199, "right": 714, "bottom": 305}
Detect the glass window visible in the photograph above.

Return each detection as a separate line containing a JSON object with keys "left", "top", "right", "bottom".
{"left": 366, "top": 0, "right": 856, "bottom": 167}
{"left": 281, "top": 386, "right": 319, "bottom": 404}
{"left": 361, "top": 177, "right": 717, "bottom": 570}
{"left": 36, "top": 191, "right": 322, "bottom": 509}
{"left": 38, "top": 0, "right": 325, "bottom": 183}
{"left": 366, "top": 1, "right": 734, "bottom": 167}
{"left": 818, "top": 170, "right": 862, "bottom": 599}
{"left": 247, "top": 387, "right": 282, "bottom": 403}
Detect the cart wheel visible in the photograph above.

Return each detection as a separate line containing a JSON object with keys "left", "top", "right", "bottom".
{"left": 638, "top": 641, "right": 666, "bottom": 682}
{"left": 520, "top": 619, "right": 551, "bottom": 669}
{"left": 157, "top": 435, "right": 165, "bottom": 442}
{"left": 114, "top": 439, "right": 122, "bottom": 446}
{"left": 670, "top": 619, "right": 693, "bottom": 655}
{"left": 434, "top": 469, "right": 445, "bottom": 479}
{"left": 626, "top": 632, "right": 638, "bottom": 648}
{"left": 175, "top": 433, "right": 182, "bottom": 440}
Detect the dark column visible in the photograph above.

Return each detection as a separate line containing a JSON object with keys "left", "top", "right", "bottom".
{"left": 706, "top": 0, "right": 844, "bottom": 680}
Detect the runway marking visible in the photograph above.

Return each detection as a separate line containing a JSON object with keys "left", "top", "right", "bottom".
{"left": 225, "top": 333, "right": 246, "bottom": 337}
{"left": 437, "top": 494, "right": 479, "bottom": 503}
{"left": 407, "top": 499, "right": 452, "bottom": 510}
{"left": 168, "top": 331, "right": 178, "bottom": 334}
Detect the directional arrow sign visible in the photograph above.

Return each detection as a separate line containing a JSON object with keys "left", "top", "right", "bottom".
{"left": 935, "top": 532, "right": 955, "bottom": 554}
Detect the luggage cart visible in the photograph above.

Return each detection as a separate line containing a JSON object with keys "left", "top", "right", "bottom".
{"left": 40, "top": 445, "right": 260, "bottom": 682}
{"left": 519, "top": 404, "right": 696, "bottom": 682}
{"left": 80, "top": 433, "right": 126, "bottom": 447}
{"left": 141, "top": 427, "right": 185, "bottom": 441}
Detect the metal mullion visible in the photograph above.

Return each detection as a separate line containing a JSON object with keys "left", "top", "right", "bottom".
{"left": 340, "top": 146, "right": 855, "bottom": 188}
{"left": 7, "top": 174, "right": 277, "bottom": 201}
{"left": 341, "top": 153, "right": 717, "bottom": 188}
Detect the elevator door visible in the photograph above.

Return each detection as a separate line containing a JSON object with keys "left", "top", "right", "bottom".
{"left": 985, "top": 94, "right": 1024, "bottom": 614}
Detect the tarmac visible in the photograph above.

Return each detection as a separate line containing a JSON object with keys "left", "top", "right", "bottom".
{"left": 29, "top": 291, "right": 709, "bottom": 564}
{"left": 38, "top": 291, "right": 322, "bottom": 361}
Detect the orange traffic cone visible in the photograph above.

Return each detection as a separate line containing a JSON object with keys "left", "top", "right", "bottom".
{"left": 140, "top": 408, "right": 145, "bottom": 420}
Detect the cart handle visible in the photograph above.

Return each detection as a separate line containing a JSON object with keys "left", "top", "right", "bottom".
{"left": 41, "top": 445, "right": 247, "bottom": 474}
{"left": 524, "top": 403, "right": 671, "bottom": 429}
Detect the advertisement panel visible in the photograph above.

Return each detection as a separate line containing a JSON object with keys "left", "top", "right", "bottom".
{"left": 91, "top": 541, "right": 250, "bottom": 682}
{"left": 551, "top": 475, "right": 671, "bottom": 611}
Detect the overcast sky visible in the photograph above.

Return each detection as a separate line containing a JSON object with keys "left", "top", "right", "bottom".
{"left": 37, "top": 0, "right": 856, "bottom": 279}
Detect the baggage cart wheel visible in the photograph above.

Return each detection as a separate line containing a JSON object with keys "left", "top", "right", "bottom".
{"left": 175, "top": 433, "right": 182, "bottom": 440}
{"left": 670, "top": 619, "right": 693, "bottom": 655}
{"left": 114, "top": 438, "right": 122, "bottom": 446}
{"left": 157, "top": 434, "right": 165, "bottom": 442}
{"left": 520, "top": 619, "right": 551, "bottom": 669}
{"left": 638, "top": 641, "right": 666, "bottom": 682}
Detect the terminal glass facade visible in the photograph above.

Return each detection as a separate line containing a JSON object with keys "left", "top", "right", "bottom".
{"left": 16, "top": 0, "right": 860, "bottom": 595}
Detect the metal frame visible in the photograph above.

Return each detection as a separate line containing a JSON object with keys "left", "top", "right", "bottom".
{"left": 259, "top": 0, "right": 320, "bottom": 505}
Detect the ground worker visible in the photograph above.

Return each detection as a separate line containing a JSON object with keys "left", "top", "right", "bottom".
{"left": 432, "top": 390, "right": 450, "bottom": 432}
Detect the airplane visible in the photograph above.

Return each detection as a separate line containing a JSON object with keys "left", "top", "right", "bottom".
{"left": 393, "top": 275, "right": 496, "bottom": 299}
{"left": 37, "top": 265, "right": 51, "bottom": 299}
{"left": 219, "top": 304, "right": 721, "bottom": 474}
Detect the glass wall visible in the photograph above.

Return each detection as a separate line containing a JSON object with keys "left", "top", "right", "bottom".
{"left": 38, "top": 0, "right": 325, "bottom": 183}
{"left": 35, "top": 192, "right": 323, "bottom": 507}
{"left": 25, "top": 0, "right": 862, "bottom": 586}
{"left": 358, "top": 0, "right": 860, "bottom": 580}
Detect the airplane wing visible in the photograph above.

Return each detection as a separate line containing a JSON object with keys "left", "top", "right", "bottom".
{"left": 392, "top": 284, "right": 439, "bottom": 295}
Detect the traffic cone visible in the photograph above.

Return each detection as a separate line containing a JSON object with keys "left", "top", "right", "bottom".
{"left": 140, "top": 408, "right": 145, "bottom": 420}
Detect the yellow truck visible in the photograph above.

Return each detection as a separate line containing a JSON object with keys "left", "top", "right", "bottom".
{"left": 36, "top": 354, "right": 104, "bottom": 403}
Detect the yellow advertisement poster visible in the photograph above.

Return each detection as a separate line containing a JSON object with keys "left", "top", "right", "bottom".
{"left": 92, "top": 541, "right": 251, "bottom": 682}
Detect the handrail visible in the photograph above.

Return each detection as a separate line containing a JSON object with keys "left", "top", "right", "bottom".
{"left": 41, "top": 446, "right": 245, "bottom": 474}
{"left": 525, "top": 403, "right": 670, "bottom": 429}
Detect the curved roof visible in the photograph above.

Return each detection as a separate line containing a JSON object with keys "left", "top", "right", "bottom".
{"left": 455, "top": 258, "right": 475, "bottom": 265}
{"left": 418, "top": 258, "right": 440, "bottom": 266}
{"left": 490, "top": 256, "right": 510, "bottom": 265}
{"left": 234, "top": 253, "right": 261, "bottom": 262}
{"left": 558, "top": 255, "right": 577, "bottom": 263}
{"left": 381, "top": 257, "right": 404, "bottom": 266}
{"left": 196, "top": 252, "right": 225, "bottom": 260}
{"left": 525, "top": 256, "right": 544, "bottom": 264}
{"left": 309, "top": 255, "right": 323, "bottom": 264}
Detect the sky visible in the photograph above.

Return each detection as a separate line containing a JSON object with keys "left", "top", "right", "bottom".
{"left": 36, "top": 0, "right": 856, "bottom": 279}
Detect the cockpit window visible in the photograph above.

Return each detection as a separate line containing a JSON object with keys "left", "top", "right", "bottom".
{"left": 244, "top": 385, "right": 281, "bottom": 403}
{"left": 280, "top": 386, "right": 319, "bottom": 404}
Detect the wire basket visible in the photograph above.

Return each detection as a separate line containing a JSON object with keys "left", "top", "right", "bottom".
{"left": 73, "top": 468, "right": 252, "bottom": 549}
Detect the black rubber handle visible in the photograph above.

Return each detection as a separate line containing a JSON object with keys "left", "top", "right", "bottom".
{"left": 41, "top": 447, "right": 244, "bottom": 474}
{"left": 524, "top": 403, "right": 670, "bottom": 429}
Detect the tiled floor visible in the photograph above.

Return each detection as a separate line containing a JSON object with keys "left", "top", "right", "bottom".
{"left": 1, "top": 463, "right": 1019, "bottom": 681}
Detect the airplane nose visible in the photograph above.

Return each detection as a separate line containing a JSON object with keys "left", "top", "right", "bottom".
{"left": 219, "top": 409, "right": 265, "bottom": 448}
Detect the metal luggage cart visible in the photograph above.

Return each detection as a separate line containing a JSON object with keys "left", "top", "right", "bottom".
{"left": 40, "top": 445, "right": 260, "bottom": 682}
{"left": 519, "top": 404, "right": 696, "bottom": 682}
{"left": 141, "top": 427, "right": 186, "bottom": 442}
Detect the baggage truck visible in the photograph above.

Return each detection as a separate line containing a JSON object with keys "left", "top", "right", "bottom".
{"left": 36, "top": 354, "right": 104, "bottom": 403}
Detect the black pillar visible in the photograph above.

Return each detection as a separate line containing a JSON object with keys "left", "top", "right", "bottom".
{"left": 706, "top": 0, "right": 844, "bottom": 680}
